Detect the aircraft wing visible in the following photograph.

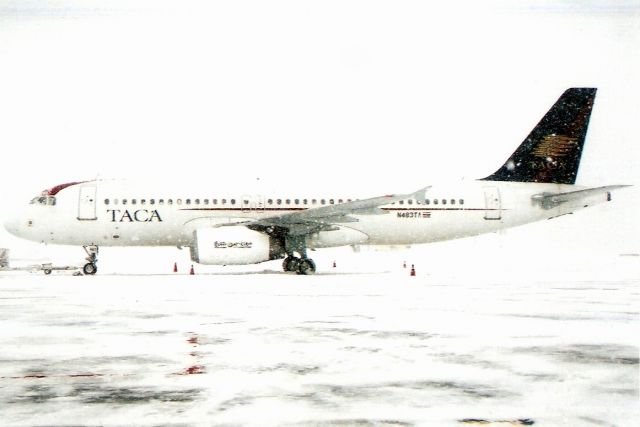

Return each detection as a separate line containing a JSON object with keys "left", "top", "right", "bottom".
{"left": 531, "top": 185, "right": 630, "bottom": 210}
{"left": 230, "top": 187, "right": 430, "bottom": 235}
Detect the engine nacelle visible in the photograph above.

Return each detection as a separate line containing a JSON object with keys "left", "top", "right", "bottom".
{"left": 190, "top": 227, "right": 282, "bottom": 265}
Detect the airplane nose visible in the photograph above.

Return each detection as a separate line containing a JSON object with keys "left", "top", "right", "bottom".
{"left": 3, "top": 215, "right": 20, "bottom": 237}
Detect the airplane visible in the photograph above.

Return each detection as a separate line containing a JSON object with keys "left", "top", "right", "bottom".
{"left": 3, "top": 88, "right": 628, "bottom": 275}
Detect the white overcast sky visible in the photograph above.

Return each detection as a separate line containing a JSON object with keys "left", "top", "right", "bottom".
{"left": 0, "top": 0, "right": 638, "bottom": 255}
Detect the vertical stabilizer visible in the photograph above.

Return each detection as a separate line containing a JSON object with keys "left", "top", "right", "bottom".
{"left": 481, "top": 88, "right": 596, "bottom": 184}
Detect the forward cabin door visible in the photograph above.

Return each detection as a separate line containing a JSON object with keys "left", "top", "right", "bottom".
{"left": 78, "top": 185, "right": 97, "bottom": 220}
{"left": 483, "top": 186, "right": 501, "bottom": 220}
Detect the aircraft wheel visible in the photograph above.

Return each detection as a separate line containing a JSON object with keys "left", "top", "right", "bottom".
{"left": 43, "top": 269, "right": 52, "bottom": 275}
{"left": 296, "top": 258, "right": 316, "bottom": 275}
{"left": 83, "top": 262, "right": 97, "bottom": 275}
{"left": 283, "top": 256, "right": 300, "bottom": 272}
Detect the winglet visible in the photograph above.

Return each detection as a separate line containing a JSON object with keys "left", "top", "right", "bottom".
{"left": 382, "top": 186, "right": 430, "bottom": 202}
{"left": 409, "top": 186, "right": 431, "bottom": 200}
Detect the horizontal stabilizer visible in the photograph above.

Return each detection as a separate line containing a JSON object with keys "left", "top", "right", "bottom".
{"left": 532, "top": 185, "right": 630, "bottom": 210}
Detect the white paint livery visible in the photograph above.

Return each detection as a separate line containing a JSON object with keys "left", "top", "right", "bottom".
{"left": 3, "top": 88, "right": 628, "bottom": 274}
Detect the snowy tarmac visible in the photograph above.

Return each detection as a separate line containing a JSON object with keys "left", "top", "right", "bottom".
{"left": 0, "top": 270, "right": 638, "bottom": 426}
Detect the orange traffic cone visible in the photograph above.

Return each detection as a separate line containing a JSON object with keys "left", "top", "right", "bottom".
{"left": 190, "top": 265, "right": 195, "bottom": 275}
{"left": 410, "top": 264, "right": 416, "bottom": 276}
{"left": 173, "top": 262, "right": 178, "bottom": 273}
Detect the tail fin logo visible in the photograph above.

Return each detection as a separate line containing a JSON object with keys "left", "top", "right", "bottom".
{"left": 532, "top": 134, "right": 577, "bottom": 159}
{"left": 481, "top": 88, "right": 596, "bottom": 184}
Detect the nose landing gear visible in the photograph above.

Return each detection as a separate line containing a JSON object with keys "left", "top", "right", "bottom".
{"left": 82, "top": 245, "right": 98, "bottom": 275}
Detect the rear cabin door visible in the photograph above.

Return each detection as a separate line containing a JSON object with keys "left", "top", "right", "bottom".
{"left": 483, "top": 186, "right": 502, "bottom": 220}
{"left": 78, "top": 185, "right": 97, "bottom": 220}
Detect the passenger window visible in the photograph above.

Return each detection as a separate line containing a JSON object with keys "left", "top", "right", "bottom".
{"left": 131, "top": 199, "right": 137, "bottom": 205}
{"left": 104, "top": 199, "right": 110, "bottom": 205}
{"left": 321, "top": 199, "right": 326, "bottom": 205}
{"left": 425, "top": 199, "right": 430, "bottom": 205}
{"left": 186, "top": 199, "right": 191, "bottom": 205}
{"left": 177, "top": 199, "right": 183, "bottom": 205}
{"left": 213, "top": 199, "right": 217, "bottom": 205}
{"left": 329, "top": 199, "right": 334, "bottom": 204}
{"left": 460, "top": 199, "right": 464, "bottom": 205}
{"left": 303, "top": 199, "right": 308, "bottom": 205}
{"left": 294, "top": 199, "right": 299, "bottom": 205}
{"left": 244, "top": 199, "right": 249, "bottom": 205}
{"left": 158, "top": 199, "right": 164, "bottom": 205}
{"left": 442, "top": 199, "right": 447, "bottom": 205}
{"left": 338, "top": 199, "right": 343, "bottom": 204}
{"left": 222, "top": 199, "right": 227, "bottom": 205}
{"left": 122, "top": 199, "right": 128, "bottom": 205}
{"left": 114, "top": 199, "right": 119, "bottom": 205}
{"left": 195, "top": 199, "right": 200, "bottom": 205}
{"left": 140, "top": 199, "right": 146, "bottom": 205}
{"left": 451, "top": 199, "right": 455, "bottom": 205}
{"left": 408, "top": 199, "right": 413, "bottom": 205}
{"left": 399, "top": 200, "right": 404, "bottom": 205}
{"left": 268, "top": 199, "right": 273, "bottom": 205}
{"left": 434, "top": 199, "right": 438, "bottom": 205}
{"left": 168, "top": 199, "right": 173, "bottom": 205}
{"left": 312, "top": 199, "right": 317, "bottom": 205}
{"left": 150, "top": 199, "right": 155, "bottom": 205}
{"left": 277, "top": 199, "right": 282, "bottom": 205}
{"left": 286, "top": 199, "right": 291, "bottom": 205}
{"left": 203, "top": 199, "right": 208, "bottom": 205}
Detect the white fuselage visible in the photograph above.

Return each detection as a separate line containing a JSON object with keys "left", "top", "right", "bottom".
{"left": 6, "top": 179, "right": 608, "bottom": 252}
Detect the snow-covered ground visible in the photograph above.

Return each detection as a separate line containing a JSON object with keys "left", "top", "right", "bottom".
{"left": 0, "top": 256, "right": 638, "bottom": 426}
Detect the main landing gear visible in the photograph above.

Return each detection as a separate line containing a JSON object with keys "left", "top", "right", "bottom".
{"left": 282, "top": 236, "right": 316, "bottom": 275}
{"left": 82, "top": 245, "right": 98, "bottom": 275}
{"left": 282, "top": 255, "right": 316, "bottom": 275}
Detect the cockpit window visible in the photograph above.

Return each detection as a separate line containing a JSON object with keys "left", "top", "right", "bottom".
{"left": 30, "top": 196, "right": 56, "bottom": 206}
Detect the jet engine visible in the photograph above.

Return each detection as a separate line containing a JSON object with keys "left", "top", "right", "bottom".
{"left": 190, "top": 226, "right": 283, "bottom": 265}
